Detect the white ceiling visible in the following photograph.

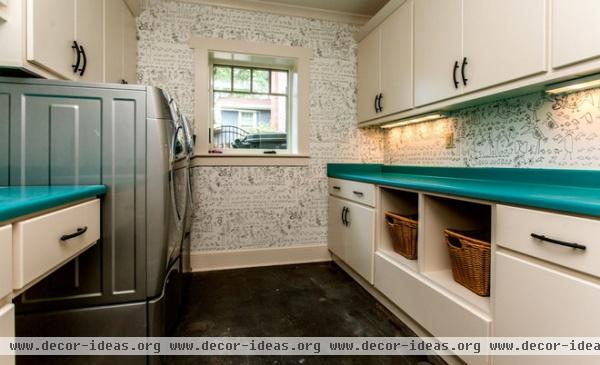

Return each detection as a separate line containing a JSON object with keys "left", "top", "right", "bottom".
{"left": 257, "top": 0, "right": 390, "bottom": 16}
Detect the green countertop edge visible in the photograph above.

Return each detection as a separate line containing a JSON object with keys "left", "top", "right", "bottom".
{"left": 327, "top": 164, "right": 600, "bottom": 217}
{"left": 0, "top": 185, "right": 107, "bottom": 222}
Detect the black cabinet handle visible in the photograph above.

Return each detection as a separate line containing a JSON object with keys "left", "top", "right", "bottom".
{"left": 341, "top": 207, "right": 347, "bottom": 226}
{"left": 377, "top": 93, "right": 383, "bottom": 113}
{"left": 461, "top": 57, "right": 468, "bottom": 86}
{"left": 121, "top": 79, "right": 129, "bottom": 84}
{"left": 531, "top": 233, "right": 586, "bottom": 250}
{"left": 332, "top": 186, "right": 341, "bottom": 190}
{"left": 453, "top": 60, "right": 460, "bottom": 89}
{"left": 72, "top": 41, "right": 81, "bottom": 73}
{"left": 374, "top": 94, "right": 379, "bottom": 113}
{"left": 353, "top": 191, "right": 364, "bottom": 197}
{"left": 61, "top": 227, "right": 88, "bottom": 241}
{"left": 78, "top": 45, "right": 87, "bottom": 76}
{"left": 343, "top": 207, "right": 350, "bottom": 226}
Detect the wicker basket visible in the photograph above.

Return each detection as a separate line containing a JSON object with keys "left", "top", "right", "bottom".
{"left": 444, "top": 229, "right": 491, "bottom": 297}
{"left": 385, "top": 212, "right": 418, "bottom": 260}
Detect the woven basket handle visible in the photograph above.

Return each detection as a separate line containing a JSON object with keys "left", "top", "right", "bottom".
{"left": 447, "top": 235, "right": 463, "bottom": 248}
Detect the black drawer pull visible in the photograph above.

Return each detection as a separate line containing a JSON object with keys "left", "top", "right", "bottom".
{"left": 61, "top": 227, "right": 88, "bottom": 241}
{"left": 531, "top": 233, "right": 586, "bottom": 250}
{"left": 353, "top": 191, "right": 364, "bottom": 196}
{"left": 332, "top": 186, "right": 341, "bottom": 190}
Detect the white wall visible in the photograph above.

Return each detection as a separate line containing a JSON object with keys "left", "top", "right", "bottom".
{"left": 137, "top": 0, "right": 384, "bottom": 252}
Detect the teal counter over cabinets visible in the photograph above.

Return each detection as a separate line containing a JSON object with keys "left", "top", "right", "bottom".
{"left": 0, "top": 185, "right": 107, "bottom": 222}
{"left": 327, "top": 164, "right": 600, "bottom": 217}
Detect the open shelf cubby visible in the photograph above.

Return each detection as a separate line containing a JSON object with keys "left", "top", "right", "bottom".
{"left": 377, "top": 187, "right": 420, "bottom": 272}
{"left": 420, "top": 194, "right": 492, "bottom": 314}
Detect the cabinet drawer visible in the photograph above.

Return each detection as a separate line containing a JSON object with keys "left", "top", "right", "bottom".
{"left": 12, "top": 199, "right": 100, "bottom": 289}
{"left": 328, "top": 178, "right": 375, "bottom": 207}
{"left": 374, "top": 253, "right": 489, "bottom": 365}
{"left": 496, "top": 205, "right": 600, "bottom": 278}
{"left": 0, "top": 226, "right": 11, "bottom": 300}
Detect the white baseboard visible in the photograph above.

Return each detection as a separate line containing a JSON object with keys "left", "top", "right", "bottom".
{"left": 189, "top": 244, "right": 332, "bottom": 272}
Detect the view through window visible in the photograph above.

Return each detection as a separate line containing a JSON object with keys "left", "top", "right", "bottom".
{"left": 211, "top": 64, "right": 290, "bottom": 151}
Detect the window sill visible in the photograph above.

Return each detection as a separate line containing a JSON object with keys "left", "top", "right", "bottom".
{"left": 191, "top": 154, "right": 310, "bottom": 166}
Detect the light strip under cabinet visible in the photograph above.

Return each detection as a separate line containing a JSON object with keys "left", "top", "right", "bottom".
{"left": 545, "top": 74, "right": 600, "bottom": 95}
{"left": 381, "top": 113, "right": 446, "bottom": 129}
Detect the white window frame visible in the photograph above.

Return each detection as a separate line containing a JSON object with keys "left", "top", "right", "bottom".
{"left": 191, "top": 37, "right": 311, "bottom": 166}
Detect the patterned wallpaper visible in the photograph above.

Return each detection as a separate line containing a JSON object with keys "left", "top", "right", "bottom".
{"left": 385, "top": 88, "right": 600, "bottom": 169}
{"left": 137, "top": 0, "right": 384, "bottom": 252}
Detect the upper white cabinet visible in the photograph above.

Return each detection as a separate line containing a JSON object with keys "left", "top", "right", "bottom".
{"left": 0, "top": 0, "right": 136, "bottom": 83}
{"left": 552, "top": 0, "right": 600, "bottom": 69}
{"left": 105, "top": 0, "right": 137, "bottom": 84}
{"left": 462, "top": 0, "right": 546, "bottom": 92}
{"left": 357, "top": 25, "right": 381, "bottom": 122}
{"left": 358, "top": 0, "right": 412, "bottom": 123}
{"left": 26, "top": 0, "right": 76, "bottom": 79}
{"left": 414, "top": 0, "right": 462, "bottom": 107}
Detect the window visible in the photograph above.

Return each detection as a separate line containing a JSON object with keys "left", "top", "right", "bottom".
{"left": 191, "top": 37, "right": 311, "bottom": 165}
{"left": 211, "top": 64, "right": 290, "bottom": 151}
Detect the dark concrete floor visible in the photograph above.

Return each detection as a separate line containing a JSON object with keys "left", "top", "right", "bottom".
{"left": 167, "top": 261, "right": 445, "bottom": 365}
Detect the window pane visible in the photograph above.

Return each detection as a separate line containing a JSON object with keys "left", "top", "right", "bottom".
{"left": 252, "top": 69, "right": 269, "bottom": 93}
{"left": 233, "top": 68, "right": 251, "bottom": 92}
{"left": 271, "top": 71, "right": 288, "bottom": 94}
{"left": 212, "top": 91, "right": 287, "bottom": 150}
{"left": 213, "top": 66, "right": 231, "bottom": 91}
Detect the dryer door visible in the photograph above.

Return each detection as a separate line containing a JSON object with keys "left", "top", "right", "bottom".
{"left": 166, "top": 122, "right": 188, "bottom": 270}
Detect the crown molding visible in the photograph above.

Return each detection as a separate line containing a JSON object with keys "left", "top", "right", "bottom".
{"left": 175, "top": 0, "right": 371, "bottom": 25}
{"left": 354, "top": 0, "right": 407, "bottom": 41}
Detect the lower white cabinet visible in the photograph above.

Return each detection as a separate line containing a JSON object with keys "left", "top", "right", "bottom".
{"left": 0, "top": 226, "right": 12, "bottom": 300}
{"left": 0, "top": 304, "right": 15, "bottom": 365}
{"left": 328, "top": 195, "right": 375, "bottom": 283}
{"left": 494, "top": 250, "right": 600, "bottom": 365}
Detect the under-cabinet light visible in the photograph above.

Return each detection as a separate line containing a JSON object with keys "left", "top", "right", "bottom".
{"left": 545, "top": 74, "right": 600, "bottom": 95}
{"left": 381, "top": 113, "right": 446, "bottom": 129}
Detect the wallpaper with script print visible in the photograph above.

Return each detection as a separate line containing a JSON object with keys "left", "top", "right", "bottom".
{"left": 137, "top": 0, "right": 384, "bottom": 251}
{"left": 385, "top": 89, "right": 600, "bottom": 169}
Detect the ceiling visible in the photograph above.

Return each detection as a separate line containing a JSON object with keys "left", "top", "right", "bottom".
{"left": 256, "top": 0, "right": 390, "bottom": 16}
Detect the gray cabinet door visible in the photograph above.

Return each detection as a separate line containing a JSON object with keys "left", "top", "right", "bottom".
{"left": 1, "top": 81, "right": 147, "bottom": 311}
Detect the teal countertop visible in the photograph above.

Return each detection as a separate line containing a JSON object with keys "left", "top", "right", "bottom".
{"left": 0, "top": 185, "right": 107, "bottom": 222}
{"left": 328, "top": 164, "right": 600, "bottom": 217}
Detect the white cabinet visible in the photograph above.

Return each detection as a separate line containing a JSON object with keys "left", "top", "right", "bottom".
{"left": 357, "top": 0, "right": 412, "bottom": 122}
{"left": 357, "top": 27, "right": 380, "bottom": 123}
{"left": 0, "top": 304, "right": 15, "bottom": 365}
{"left": 76, "top": 0, "right": 104, "bottom": 82}
{"left": 414, "top": 0, "right": 462, "bottom": 107}
{"left": 344, "top": 200, "right": 375, "bottom": 282}
{"left": 328, "top": 191, "right": 375, "bottom": 283}
{"left": 552, "top": 0, "right": 600, "bottom": 69}
{"left": 462, "top": 0, "right": 546, "bottom": 92}
{"left": 26, "top": 0, "right": 76, "bottom": 79}
{"left": 105, "top": 0, "right": 137, "bottom": 84}
{"left": 0, "top": 0, "right": 136, "bottom": 83}
{"left": 494, "top": 250, "right": 600, "bottom": 365}
{"left": 328, "top": 196, "right": 346, "bottom": 259}
{"left": 379, "top": 1, "right": 412, "bottom": 117}
{"left": 0, "top": 226, "right": 12, "bottom": 301}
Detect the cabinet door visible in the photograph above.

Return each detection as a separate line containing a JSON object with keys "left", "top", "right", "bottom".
{"left": 104, "top": 0, "right": 125, "bottom": 83}
{"left": 345, "top": 201, "right": 375, "bottom": 282}
{"left": 76, "top": 0, "right": 103, "bottom": 82}
{"left": 494, "top": 251, "right": 600, "bottom": 365}
{"left": 380, "top": 0, "right": 413, "bottom": 116}
{"left": 123, "top": 7, "right": 137, "bottom": 84}
{"left": 328, "top": 196, "right": 346, "bottom": 260}
{"left": 26, "top": 0, "right": 76, "bottom": 80}
{"left": 462, "top": 0, "right": 546, "bottom": 92}
{"left": 552, "top": 0, "right": 600, "bottom": 69}
{"left": 0, "top": 225, "right": 12, "bottom": 301}
{"left": 357, "top": 28, "right": 381, "bottom": 123}
{"left": 0, "top": 304, "right": 15, "bottom": 365}
{"left": 414, "top": 0, "right": 462, "bottom": 106}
